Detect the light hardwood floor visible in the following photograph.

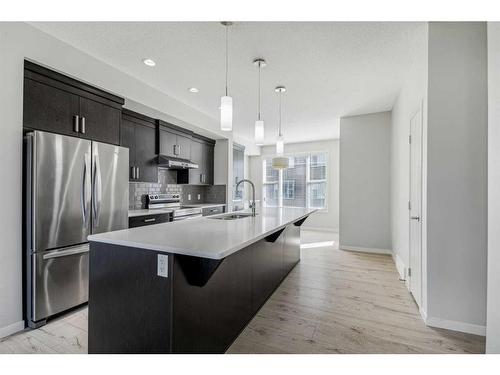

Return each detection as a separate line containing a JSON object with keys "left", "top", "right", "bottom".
{"left": 0, "top": 230, "right": 485, "bottom": 354}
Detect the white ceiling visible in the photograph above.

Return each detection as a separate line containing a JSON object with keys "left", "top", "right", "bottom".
{"left": 30, "top": 22, "right": 423, "bottom": 145}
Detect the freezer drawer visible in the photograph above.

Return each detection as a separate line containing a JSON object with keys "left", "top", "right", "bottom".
{"left": 30, "top": 244, "right": 89, "bottom": 324}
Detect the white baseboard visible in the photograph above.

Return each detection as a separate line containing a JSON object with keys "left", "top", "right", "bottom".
{"left": 426, "top": 316, "right": 486, "bottom": 336}
{"left": 419, "top": 306, "right": 428, "bottom": 322}
{"left": 340, "top": 245, "right": 392, "bottom": 255}
{"left": 392, "top": 253, "right": 406, "bottom": 280}
{"left": 301, "top": 226, "right": 338, "bottom": 233}
{"left": 0, "top": 320, "right": 25, "bottom": 339}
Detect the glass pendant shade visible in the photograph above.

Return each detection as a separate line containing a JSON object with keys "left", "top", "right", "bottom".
{"left": 220, "top": 95, "right": 233, "bottom": 131}
{"left": 272, "top": 156, "right": 289, "bottom": 169}
{"left": 276, "top": 135, "right": 284, "bottom": 155}
{"left": 255, "top": 120, "right": 264, "bottom": 145}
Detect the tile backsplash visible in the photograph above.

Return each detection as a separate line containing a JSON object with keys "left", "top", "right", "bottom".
{"left": 129, "top": 169, "right": 226, "bottom": 209}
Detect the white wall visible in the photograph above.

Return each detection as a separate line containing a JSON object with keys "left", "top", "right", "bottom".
{"left": 0, "top": 22, "right": 256, "bottom": 337}
{"left": 425, "top": 22, "right": 487, "bottom": 335}
{"left": 486, "top": 22, "right": 500, "bottom": 352}
{"left": 390, "top": 23, "right": 428, "bottom": 292}
{"left": 249, "top": 139, "right": 339, "bottom": 232}
{"left": 339, "top": 112, "right": 391, "bottom": 253}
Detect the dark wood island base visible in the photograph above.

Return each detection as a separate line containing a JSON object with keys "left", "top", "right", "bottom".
{"left": 88, "top": 219, "right": 306, "bottom": 353}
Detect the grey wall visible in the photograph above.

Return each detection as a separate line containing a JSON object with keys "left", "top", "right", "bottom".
{"left": 426, "top": 22, "right": 487, "bottom": 332}
{"left": 487, "top": 21, "right": 500, "bottom": 353}
{"left": 339, "top": 112, "right": 391, "bottom": 251}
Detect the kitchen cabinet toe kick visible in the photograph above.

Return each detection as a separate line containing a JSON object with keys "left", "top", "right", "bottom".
{"left": 87, "top": 221, "right": 303, "bottom": 354}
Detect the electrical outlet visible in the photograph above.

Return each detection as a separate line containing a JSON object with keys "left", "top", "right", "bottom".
{"left": 188, "top": 194, "right": 191, "bottom": 201}
{"left": 157, "top": 254, "right": 168, "bottom": 278}
{"left": 197, "top": 194, "right": 201, "bottom": 200}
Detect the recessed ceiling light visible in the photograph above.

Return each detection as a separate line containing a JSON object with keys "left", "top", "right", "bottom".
{"left": 142, "top": 58, "right": 156, "bottom": 67}
{"left": 189, "top": 87, "right": 199, "bottom": 93}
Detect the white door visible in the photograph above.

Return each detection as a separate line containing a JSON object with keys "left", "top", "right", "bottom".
{"left": 409, "top": 107, "right": 423, "bottom": 307}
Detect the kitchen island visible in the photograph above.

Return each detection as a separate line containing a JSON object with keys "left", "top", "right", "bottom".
{"left": 87, "top": 207, "right": 315, "bottom": 354}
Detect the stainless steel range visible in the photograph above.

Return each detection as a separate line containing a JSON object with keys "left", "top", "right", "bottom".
{"left": 147, "top": 194, "right": 202, "bottom": 221}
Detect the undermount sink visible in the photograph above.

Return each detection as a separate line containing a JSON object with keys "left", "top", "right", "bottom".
{"left": 209, "top": 212, "right": 256, "bottom": 220}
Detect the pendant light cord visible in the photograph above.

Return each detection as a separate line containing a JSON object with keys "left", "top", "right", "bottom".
{"left": 278, "top": 91, "right": 282, "bottom": 137}
{"left": 258, "top": 63, "right": 261, "bottom": 121}
{"left": 225, "top": 25, "right": 228, "bottom": 96}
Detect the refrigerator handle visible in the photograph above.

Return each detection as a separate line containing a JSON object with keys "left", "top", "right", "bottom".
{"left": 81, "top": 156, "right": 88, "bottom": 224}
{"left": 93, "top": 153, "right": 102, "bottom": 227}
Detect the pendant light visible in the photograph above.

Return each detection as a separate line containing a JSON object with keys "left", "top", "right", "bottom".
{"left": 253, "top": 58, "right": 266, "bottom": 145}
{"left": 220, "top": 22, "right": 233, "bottom": 131}
{"left": 272, "top": 86, "right": 289, "bottom": 169}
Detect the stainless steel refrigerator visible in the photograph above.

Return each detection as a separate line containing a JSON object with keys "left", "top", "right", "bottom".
{"left": 24, "top": 130, "right": 129, "bottom": 327}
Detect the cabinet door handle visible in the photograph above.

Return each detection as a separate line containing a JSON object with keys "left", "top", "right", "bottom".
{"left": 131, "top": 166, "right": 136, "bottom": 179}
{"left": 73, "top": 115, "right": 80, "bottom": 133}
{"left": 80, "top": 116, "right": 86, "bottom": 134}
{"left": 144, "top": 218, "right": 156, "bottom": 223}
{"left": 136, "top": 166, "right": 140, "bottom": 180}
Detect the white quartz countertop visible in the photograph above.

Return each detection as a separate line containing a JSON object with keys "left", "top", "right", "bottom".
{"left": 128, "top": 208, "right": 174, "bottom": 218}
{"left": 89, "top": 207, "right": 316, "bottom": 260}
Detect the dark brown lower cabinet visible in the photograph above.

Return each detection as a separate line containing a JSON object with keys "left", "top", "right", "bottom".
{"left": 88, "top": 245, "right": 172, "bottom": 354}
{"left": 88, "top": 218, "right": 307, "bottom": 354}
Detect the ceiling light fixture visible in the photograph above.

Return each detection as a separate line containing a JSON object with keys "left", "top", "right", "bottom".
{"left": 220, "top": 21, "right": 233, "bottom": 131}
{"left": 272, "top": 86, "right": 289, "bottom": 170}
{"left": 142, "top": 58, "right": 156, "bottom": 67}
{"left": 189, "top": 87, "right": 199, "bottom": 93}
{"left": 253, "top": 58, "right": 266, "bottom": 146}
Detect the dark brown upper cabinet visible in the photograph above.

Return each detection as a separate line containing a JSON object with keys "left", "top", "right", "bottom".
{"left": 157, "top": 120, "right": 192, "bottom": 161}
{"left": 189, "top": 135, "right": 215, "bottom": 185}
{"left": 121, "top": 109, "right": 158, "bottom": 183}
{"left": 23, "top": 61, "right": 124, "bottom": 145}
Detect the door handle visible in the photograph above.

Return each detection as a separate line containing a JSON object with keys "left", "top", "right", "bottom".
{"left": 131, "top": 166, "right": 135, "bottom": 179}
{"left": 410, "top": 216, "right": 420, "bottom": 222}
{"left": 136, "top": 166, "right": 140, "bottom": 180}
{"left": 73, "top": 115, "right": 80, "bottom": 133}
{"left": 80, "top": 116, "right": 86, "bottom": 134}
{"left": 93, "top": 154, "right": 102, "bottom": 227}
{"left": 144, "top": 218, "right": 156, "bottom": 223}
{"left": 43, "top": 244, "right": 89, "bottom": 260}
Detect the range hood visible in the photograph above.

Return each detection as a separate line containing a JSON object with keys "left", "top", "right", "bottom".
{"left": 157, "top": 155, "right": 199, "bottom": 169}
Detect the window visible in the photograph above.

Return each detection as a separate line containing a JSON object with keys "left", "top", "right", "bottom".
{"left": 262, "top": 152, "right": 328, "bottom": 210}
{"left": 263, "top": 159, "right": 279, "bottom": 207}
{"left": 308, "top": 153, "right": 327, "bottom": 209}
{"left": 283, "top": 180, "right": 295, "bottom": 199}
